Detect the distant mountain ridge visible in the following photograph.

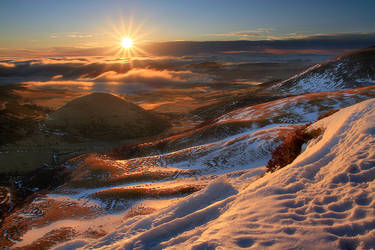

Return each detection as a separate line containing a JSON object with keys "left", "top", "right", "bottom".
{"left": 273, "top": 46, "right": 375, "bottom": 94}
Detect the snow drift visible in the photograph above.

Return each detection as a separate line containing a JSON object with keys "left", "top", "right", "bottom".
{"left": 55, "top": 98, "right": 375, "bottom": 249}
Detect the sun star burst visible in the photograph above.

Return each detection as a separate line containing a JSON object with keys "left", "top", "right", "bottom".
{"left": 105, "top": 15, "right": 150, "bottom": 60}
{"left": 121, "top": 37, "right": 133, "bottom": 49}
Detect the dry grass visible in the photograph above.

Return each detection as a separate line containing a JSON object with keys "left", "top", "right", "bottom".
{"left": 122, "top": 206, "right": 157, "bottom": 220}
{"left": 69, "top": 169, "right": 196, "bottom": 188}
{"left": 68, "top": 153, "right": 200, "bottom": 188}
{"left": 91, "top": 184, "right": 204, "bottom": 201}
{"left": 0, "top": 186, "right": 11, "bottom": 225}
{"left": 83, "top": 154, "right": 107, "bottom": 168}
{"left": 110, "top": 111, "right": 273, "bottom": 160}
{"left": 13, "top": 227, "right": 76, "bottom": 250}
{"left": 81, "top": 154, "right": 118, "bottom": 173}
{"left": 266, "top": 125, "right": 323, "bottom": 173}
{"left": 109, "top": 170, "right": 197, "bottom": 184}
{"left": 0, "top": 198, "right": 102, "bottom": 247}
{"left": 317, "top": 109, "right": 339, "bottom": 120}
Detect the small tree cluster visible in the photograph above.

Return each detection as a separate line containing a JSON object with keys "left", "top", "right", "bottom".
{"left": 266, "top": 126, "right": 323, "bottom": 173}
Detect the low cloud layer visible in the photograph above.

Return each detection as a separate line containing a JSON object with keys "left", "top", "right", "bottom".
{"left": 1, "top": 34, "right": 373, "bottom": 94}
{"left": 89, "top": 69, "right": 212, "bottom": 85}
{"left": 0, "top": 57, "right": 216, "bottom": 93}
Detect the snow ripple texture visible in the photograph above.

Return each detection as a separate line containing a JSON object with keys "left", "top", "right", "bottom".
{"left": 57, "top": 98, "right": 375, "bottom": 249}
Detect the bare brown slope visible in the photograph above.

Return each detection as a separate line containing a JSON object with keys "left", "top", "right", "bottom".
{"left": 47, "top": 92, "right": 170, "bottom": 139}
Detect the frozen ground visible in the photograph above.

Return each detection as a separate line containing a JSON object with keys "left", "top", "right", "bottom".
{"left": 9, "top": 121, "right": 284, "bottom": 248}
{"left": 49, "top": 98, "right": 375, "bottom": 249}
{"left": 5, "top": 91, "right": 375, "bottom": 249}
{"left": 217, "top": 86, "right": 375, "bottom": 124}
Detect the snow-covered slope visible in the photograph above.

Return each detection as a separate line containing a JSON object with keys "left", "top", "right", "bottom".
{"left": 4, "top": 93, "right": 375, "bottom": 249}
{"left": 148, "top": 86, "right": 375, "bottom": 154}
{"left": 54, "top": 98, "right": 375, "bottom": 249}
{"left": 216, "top": 85, "right": 375, "bottom": 125}
{"left": 273, "top": 46, "right": 375, "bottom": 94}
{"left": 4, "top": 123, "right": 289, "bottom": 248}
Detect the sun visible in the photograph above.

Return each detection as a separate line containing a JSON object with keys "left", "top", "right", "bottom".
{"left": 121, "top": 37, "right": 133, "bottom": 49}
{"left": 105, "top": 16, "right": 150, "bottom": 59}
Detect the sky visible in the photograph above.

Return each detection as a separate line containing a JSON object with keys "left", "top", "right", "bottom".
{"left": 1, "top": 0, "right": 375, "bottom": 55}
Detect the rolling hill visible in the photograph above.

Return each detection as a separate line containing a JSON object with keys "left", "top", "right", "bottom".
{"left": 46, "top": 92, "right": 170, "bottom": 139}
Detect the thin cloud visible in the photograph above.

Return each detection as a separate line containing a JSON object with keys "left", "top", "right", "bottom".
{"left": 277, "top": 31, "right": 375, "bottom": 41}
{"left": 206, "top": 28, "right": 274, "bottom": 39}
{"left": 51, "top": 74, "right": 63, "bottom": 80}
{"left": 205, "top": 29, "right": 375, "bottom": 42}
{"left": 50, "top": 32, "right": 95, "bottom": 39}
{"left": 261, "top": 48, "right": 342, "bottom": 55}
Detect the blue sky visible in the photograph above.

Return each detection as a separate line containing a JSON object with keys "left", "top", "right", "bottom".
{"left": 1, "top": 0, "right": 375, "bottom": 50}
